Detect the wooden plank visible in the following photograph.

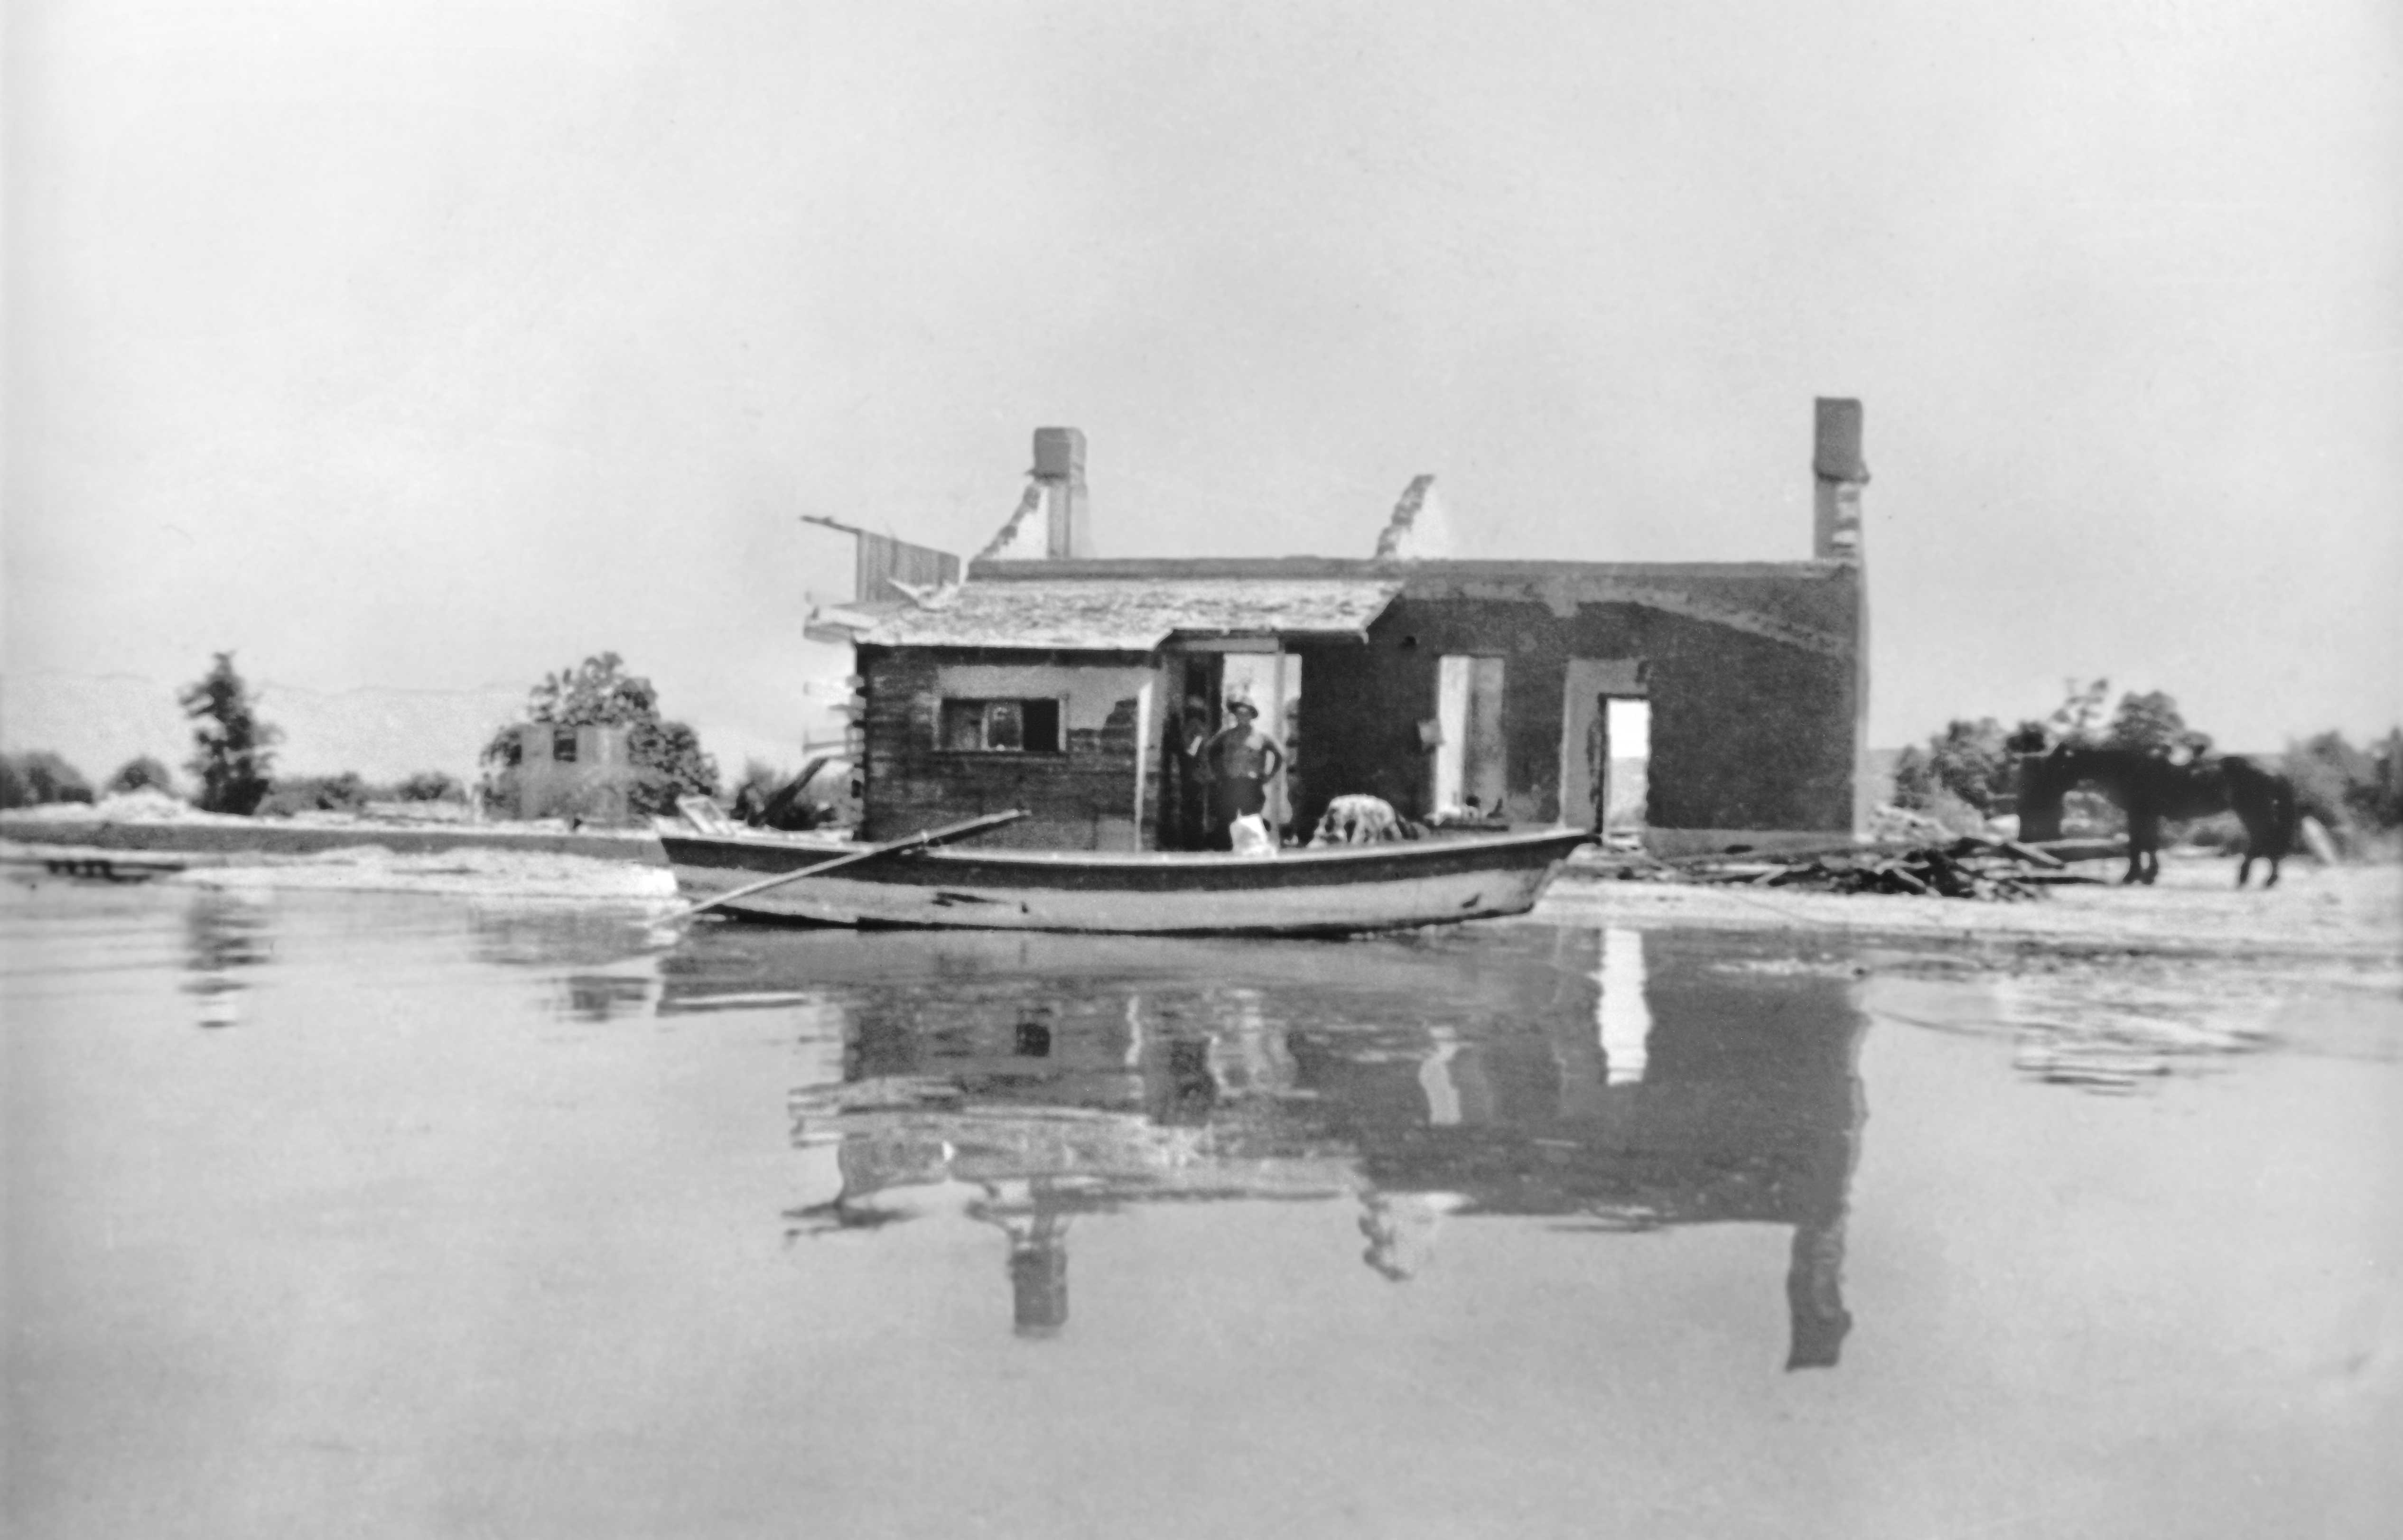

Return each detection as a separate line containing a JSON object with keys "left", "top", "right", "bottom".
{"left": 681, "top": 810, "right": 1030, "bottom": 918}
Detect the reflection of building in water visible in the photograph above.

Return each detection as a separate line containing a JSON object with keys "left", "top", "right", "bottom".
{"left": 1358, "top": 1189, "right": 1467, "bottom": 1281}
{"left": 1290, "top": 928, "right": 1865, "bottom": 1368}
{"left": 970, "top": 1178, "right": 1077, "bottom": 1337}
{"left": 680, "top": 924, "right": 1865, "bottom": 1366}
{"left": 1598, "top": 925, "right": 1651, "bottom": 1085}
{"left": 183, "top": 893, "right": 275, "bottom": 1029}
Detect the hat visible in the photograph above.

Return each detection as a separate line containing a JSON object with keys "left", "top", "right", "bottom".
{"left": 1228, "top": 698, "right": 1258, "bottom": 717}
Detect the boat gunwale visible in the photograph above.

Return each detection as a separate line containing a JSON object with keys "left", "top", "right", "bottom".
{"left": 660, "top": 825, "right": 1592, "bottom": 874}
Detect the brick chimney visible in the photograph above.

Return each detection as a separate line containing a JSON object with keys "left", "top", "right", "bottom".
{"left": 1032, "top": 427, "right": 1093, "bottom": 559}
{"left": 1812, "top": 399, "right": 1866, "bottom": 562}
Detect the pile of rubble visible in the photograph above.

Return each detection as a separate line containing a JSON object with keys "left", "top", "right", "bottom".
{"left": 1654, "top": 835, "right": 2108, "bottom": 901}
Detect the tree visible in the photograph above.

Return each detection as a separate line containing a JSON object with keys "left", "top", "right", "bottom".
{"left": 2105, "top": 689, "right": 2210, "bottom": 758}
{"left": 2288, "top": 729, "right": 2403, "bottom": 833}
{"left": 107, "top": 756, "right": 177, "bottom": 796}
{"left": 1891, "top": 718, "right": 2016, "bottom": 813}
{"left": 2047, "top": 677, "right": 2113, "bottom": 748}
{"left": 523, "top": 652, "right": 662, "bottom": 727}
{"left": 0, "top": 750, "right": 95, "bottom": 808}
{"left": 2002, "top": 720, "right": 2050, "bottom": 754}
{"left": 178, "top": 653, "right": 280, "bottom": 815}
{"left": 1927, "top": 718, "right": 2018, "bottom": 812}
{"left": 481, "top": 652, "right": 717, "bottom": 816}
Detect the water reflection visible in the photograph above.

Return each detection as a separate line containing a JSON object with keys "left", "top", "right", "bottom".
{"left": 469, "top": 904, "right": 681, "bottom": 970}
{"left": 182, "top": 893, "right": 275, "bottom": 1029}
{"left": 559, "top": 973, "right": 659, "bottom": 1021}
{"left": 664, "top": 924, "right": 1870, "bottom": 1370}
{"left": 1995, "top": 971, "right": 2278, "bottom": 1093}
{"left": 463, "top": 905, "right": 679, "bottom": 1020}
{"left": 1868, "top": 961, "right": 2290, "bottom": 1095}
{"left": 1598, "top": 924, "right": 1652, "bottom": 1085}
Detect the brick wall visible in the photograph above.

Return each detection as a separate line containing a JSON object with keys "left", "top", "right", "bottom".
{"left": 1295, "top": 571, "right": 1863, "bottom": 836}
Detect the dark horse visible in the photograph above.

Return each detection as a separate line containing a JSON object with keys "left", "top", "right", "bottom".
{"left": 2018, "top": 746, "right": 2300, "bottom": 887}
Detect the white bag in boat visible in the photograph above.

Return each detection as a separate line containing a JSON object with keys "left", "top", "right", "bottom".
{"left": 1229, "top": 814, "right": 1276, "bottom": 856}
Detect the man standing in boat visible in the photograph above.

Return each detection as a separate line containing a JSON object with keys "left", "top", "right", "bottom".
{"left": 1203, "top": 696, "right": 1285, "bottom": 849}
{"left": 1167, "top": 693, "right": 1215, "bottom": 851}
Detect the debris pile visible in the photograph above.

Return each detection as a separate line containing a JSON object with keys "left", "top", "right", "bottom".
{"left": 1660, "top": 835, "right": 2103, "bottom": 901}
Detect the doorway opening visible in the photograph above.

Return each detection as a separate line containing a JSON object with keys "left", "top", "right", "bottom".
{"left": 1600, "top": 699, "right": 1650, "bottom": 843}
{"left": 1159, "top": 645, "right": 1301, "bottom": 848}
{"left": 1559, "top": 660, "right": 1649, "bottom": 839}
{"left": 1220, "top": 651, "right": 1301, "bottom": 837}
{"left": 1434, "top": 655, "right": 1507, "bottom": 819}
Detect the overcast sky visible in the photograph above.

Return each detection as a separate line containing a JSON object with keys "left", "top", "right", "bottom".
{"left": 5, "top": 0, "right": 2398, "bottom": 781}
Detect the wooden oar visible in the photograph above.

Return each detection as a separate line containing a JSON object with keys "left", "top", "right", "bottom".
{"left": 680, "top": 809, "right": 1030, "bottom": 919}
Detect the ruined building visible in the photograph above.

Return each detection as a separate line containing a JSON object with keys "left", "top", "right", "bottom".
{"left": 807, "top": 406, "right": 1871, "bottom": 854}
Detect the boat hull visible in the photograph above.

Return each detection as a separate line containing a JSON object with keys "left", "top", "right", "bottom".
{"left": 661, "top": 828, "right": 1591, "bottom": 935}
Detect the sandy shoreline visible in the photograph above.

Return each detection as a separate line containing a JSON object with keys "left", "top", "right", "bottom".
{"left": 1548, "top": 855, "right": 2402, "bottom": 964}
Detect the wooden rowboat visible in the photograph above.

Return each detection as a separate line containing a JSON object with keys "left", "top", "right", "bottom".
{"left": 659, "top": 824, "right": 1592, "bottom": 935}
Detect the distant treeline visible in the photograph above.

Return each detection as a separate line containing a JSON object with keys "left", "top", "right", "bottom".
{"left": 1890, "top": 680, "right": 2401, "bottom": 838}
{"left": 0, "top": 751, "right": 466, "bottom": 814}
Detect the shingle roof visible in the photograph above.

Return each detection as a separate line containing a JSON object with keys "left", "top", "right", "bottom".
{"left": 853, "top": 578, "right": 1403, "bottom": 651}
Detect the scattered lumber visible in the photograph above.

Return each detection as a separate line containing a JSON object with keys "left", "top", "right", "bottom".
{"left": 1661, "top": 835, "right": 2105, "bottom": 901}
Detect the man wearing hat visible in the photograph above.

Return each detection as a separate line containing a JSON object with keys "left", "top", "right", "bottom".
{"left": 1202, "top": 696, "right": 1285, "bottom": 849}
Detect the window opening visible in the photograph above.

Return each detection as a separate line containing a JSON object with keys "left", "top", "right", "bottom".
{"left": 941, "top": 698, "right": 1062, "bottom": 753}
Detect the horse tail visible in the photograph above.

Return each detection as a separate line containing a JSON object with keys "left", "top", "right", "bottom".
{"left": 2226, "top": 755, "right": 2302, "bottom": 857}
{"left": 2273, "top": 779, "right": 2301, "bottom": 855}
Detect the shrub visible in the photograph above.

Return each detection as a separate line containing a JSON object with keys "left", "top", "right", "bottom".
{"left": 1889, "top": 745, "right": 1933, "bottom": 810}
{"left": 394, "top": 770, "right": 464, "bottom": 803}
{"left": 0, "top": 750, "right": 96, "bottom": 808}
{"left": 257, "top": 772, "right": 368, "bottom": 817}
{"left": 107, "top": 756, "right": 178, "bottom": 796}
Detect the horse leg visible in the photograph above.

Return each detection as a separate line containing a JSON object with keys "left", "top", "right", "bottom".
{"left": 2236, "top": 849, "right": 2254, "bottom": 888}
{"left": 2124, "top": 816, "right": 2156, "bottom": 885}
{"left": 2263, "top": 853, "right": 2281, "bottom": 890}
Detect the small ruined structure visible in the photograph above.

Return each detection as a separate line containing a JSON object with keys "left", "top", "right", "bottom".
{"left": 499, "top": 722, "right": 633, "bottom": 824}
{"left": 808, "top": 403, "right": 1872, "bottom": 854}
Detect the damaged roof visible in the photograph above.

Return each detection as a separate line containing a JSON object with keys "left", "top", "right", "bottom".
{"left": 849, "top": 577, "right": 1404, "bottom": 651}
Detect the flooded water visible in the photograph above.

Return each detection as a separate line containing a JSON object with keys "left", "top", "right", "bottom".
{"left": 5, "top": 881, "right": 2398, "bottom": 1538}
